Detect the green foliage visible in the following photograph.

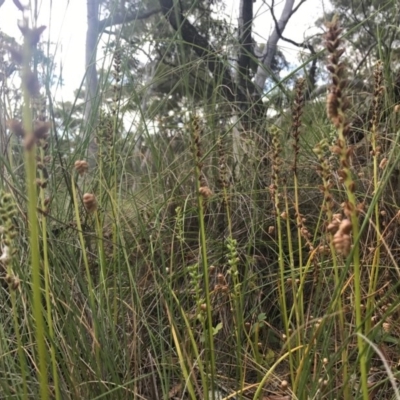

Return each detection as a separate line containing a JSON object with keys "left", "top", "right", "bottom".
{"left": 3, "top": 1, "right": 400, "bottom": 399}
{"left": 320, "top": 0, "right": 400, "bottom": 73}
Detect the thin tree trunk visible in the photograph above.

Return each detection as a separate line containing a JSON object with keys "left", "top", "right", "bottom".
{"left": 254, "top": 0, "right": 296, "bottom": 92}
{"left": 238, "top": 0, "right": 254, "bottom": 89}
{"left": 84, "top": 2, "right": 161, "bottom": 162}
{"left": 85, "top": 0, "right": 100, "bottom": 160}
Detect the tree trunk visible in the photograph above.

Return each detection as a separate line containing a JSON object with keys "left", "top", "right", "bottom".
{"left": 158, "top": 0, "right": 243, "bottom": 105}
{"left": 254, "top": 0, "right": 296, "bottom": 92}
{"left": 85, "top": 0, "right": 100, "bottom": 160}
{"left": 238, "top": 0, "right": 254, "bottom": 89}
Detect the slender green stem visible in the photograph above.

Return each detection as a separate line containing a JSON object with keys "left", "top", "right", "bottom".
{"left": 11, "top": 291, "right": 28, "bottom": 400}
{"left": 336, "top": 124, "right": 368, "bottom": 400}
{"left": 22, "top": 34, "right": 48, "bottom": 400}
{"left": 70, "top": 176, "right": 101, "bottom": 372}
{"left": 38, "top": 147, "right": 60, "bottom": 400}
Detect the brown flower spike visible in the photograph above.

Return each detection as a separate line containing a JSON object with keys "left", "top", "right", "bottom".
{"left": 17, "top": 24, "right": 46, "bottom": 48}
{"left": 325, "top": 17, "right": 350, "bottom": 136}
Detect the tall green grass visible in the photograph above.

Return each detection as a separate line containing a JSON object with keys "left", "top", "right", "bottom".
{"left": 1, "top": 3, "right": 400, "bottom": 400}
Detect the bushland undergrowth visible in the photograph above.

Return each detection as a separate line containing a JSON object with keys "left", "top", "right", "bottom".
{"left": 2, "top": 9, "right": 400, "bottom": 400}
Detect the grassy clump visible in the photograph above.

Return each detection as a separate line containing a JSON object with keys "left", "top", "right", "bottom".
{"left": 2, "top": 9, "right": 400, "bottom": 400}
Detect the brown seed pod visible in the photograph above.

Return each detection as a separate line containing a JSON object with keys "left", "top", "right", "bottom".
{"left": 74, "top": 160, "right": 89, "bottom": 176}
{"left": 33, "top": 121, "right": 51, "bottom": 140}
{"left": 7, "top": 119, "right": 25, "bottom": 138}
{"left": 339, "top": 218, "right": 352, "bottom": 234}
{"left": 199, "top": 186, "right": 212, "bottom": 198}
{"left": 83, "top": 193, "right": 97, "bottom": 213}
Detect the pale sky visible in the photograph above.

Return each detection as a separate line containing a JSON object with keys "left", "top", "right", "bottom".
{"left": 0, "top": 0, "right": 329, "bottom": 101}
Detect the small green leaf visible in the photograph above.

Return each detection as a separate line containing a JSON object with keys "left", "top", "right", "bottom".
{"left": 382, "top": 334, "right": 399, "bottom": 345}
{"left": 212, "top": 322, "right": 223, "bottom": 336}
{"left": 258, "top": 313, "right": 266, "bottom": 322}
{"left": 264, "top": 348, "right": 275, "bottom": 365}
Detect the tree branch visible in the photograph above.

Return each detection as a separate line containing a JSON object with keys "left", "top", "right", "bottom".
{"left": 269, "top": 0, "right": 312, "bottom": 52}
{"left": 268, "top": 1, "right": 318, "bottom": 95}
{"left": 98, "top": 7, "right": 161, "bottom": 32}
{"left": 290, "top": 0, "right": 307, "bottom": 17}
{"left": 254, "top": 0, "right": 306, "bottom": 92}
